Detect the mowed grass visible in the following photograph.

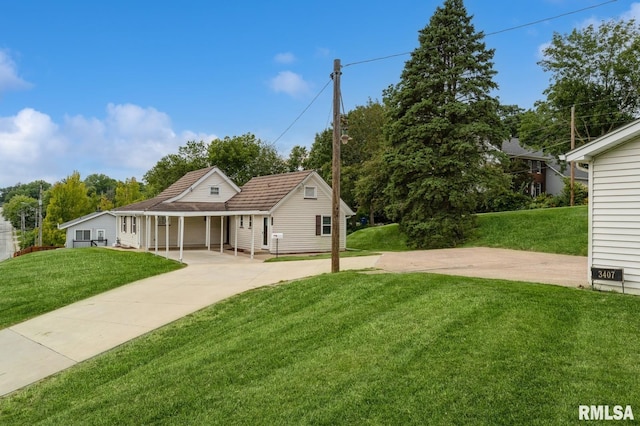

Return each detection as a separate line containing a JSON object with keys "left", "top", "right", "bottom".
{"left": 0, "top": 248, "right": 183, "bottom": 328}
{"left": 347, "top": 206, "right": 588, "bottom": 256}
{"left": 1, "top": 272, "right": 639, "bottom": 424}
{"left": 464, "top": 206, "right": 588, "bottom": 256}
{"left": 264, "top": 249, "right": 379, "bottom": 262}
{"left": 347, "top": 223, "right": 408, "bottom": 251}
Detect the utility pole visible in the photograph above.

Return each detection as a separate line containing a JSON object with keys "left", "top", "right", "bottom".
{"left": 331, "top": 59, "right": 341, "bottom": 273}
{"left": 38, "top": 185, "right": 43, "bottom": 246}
{"left": 570, "top": 105, "right": 575, "bottom": 207}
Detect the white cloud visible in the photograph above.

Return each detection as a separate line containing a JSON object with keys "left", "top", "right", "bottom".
{"left": 0, "top": 50, "right": 32, "bottom": 94}
{"left": 0, "top": 108, "right": 66, "bottom": 185}
{"left": 0, "top": 103, "right": 218, "bottom": 187}
{"left": 269, "top": 71, "right": 311, "bottom": 98}
{"left": 274, "top": 52, "right": 296, "bottom": 64}
{"left": 622, "top": 2, "right": 640, "bottom": 21}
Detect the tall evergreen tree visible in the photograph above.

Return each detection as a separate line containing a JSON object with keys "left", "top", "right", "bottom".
{"left": 383, "top": 0, "right": 505, "bottom": 248}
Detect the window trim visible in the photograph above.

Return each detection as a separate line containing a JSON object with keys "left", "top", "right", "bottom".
{"left": 75, "top": 229, "right": 91, "bottom": 241}
{"left": 132, "top": 216, "right": 137, "bottom": 234}
{"left": 240, "top": 215, "right": 244, "bottom": 228}
{"left": 122, "top": 216, "right": 127, "bottom": 233}
{"left": 209, "top": 185, "right": 220, "bottom": 196}
{"left": 316, "top": 215, "right": 331, "bottom": 236}
{"left": 304, "top": 185, "right": 317, "bottom": 199}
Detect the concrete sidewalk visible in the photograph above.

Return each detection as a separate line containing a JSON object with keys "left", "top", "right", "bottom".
{"left": 0, "top": 252, "right": 379, "bottom": 396}
{"left": 0, "top": 248, "right": 588, "bottom": 397}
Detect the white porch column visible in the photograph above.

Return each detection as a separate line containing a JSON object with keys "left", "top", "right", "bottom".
{"left": 205, "top": 216, "right": 211, "bottom": 251}
{"left": 165, "top": 215, "right": 169, "bottom": 259}
{"left": 154, "top": 215, "right": 158, "bottom": 255}
{"left": 145, "top": 216, "right": 151, "bottom": 252}
{"left": 250, "top": 214, "right": 255, "bottom": 260}
{"left": 178, "top": 215, "right": 185, "bottom": 263}
{"left": 234, "top": 215, "right": 238, "bottom": 257}
{"left": 220, "top": 216, "right": 224, "bottom": 254}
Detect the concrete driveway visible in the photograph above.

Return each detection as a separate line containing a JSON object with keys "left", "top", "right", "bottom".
{"left": 376, "top": 247, "right": 588, "bottom": 288}
{"left": 0, "top": 248, "right": 588, "bottom": 397}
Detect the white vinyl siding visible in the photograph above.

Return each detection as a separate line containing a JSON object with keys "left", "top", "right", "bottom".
{"left": 269, "top": 174, "right": 347, "bottom": 254}
{"left": 590, "top": 138, "right": 640, "bottom": 294}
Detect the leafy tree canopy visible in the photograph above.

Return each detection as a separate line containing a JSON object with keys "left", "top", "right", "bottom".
{"left": 208, "top": 134, "right": 287, "bottom": 186}
{"left": 520, "top": 18, "right": 640, "bottom": 156}
{"left": 1, "top": 195, "right": 38, "bottom": 230}
{"left": 42, "top": 172, "right": 92, "bottom": 246}
{"left": 115, "top": 177, "right": 145, "bottom": 207}
{"left": 0, "top": 180, "right": 51, "bottom": 205}
{"left": 144, "top": 135, "right": 288, "bottom": 194}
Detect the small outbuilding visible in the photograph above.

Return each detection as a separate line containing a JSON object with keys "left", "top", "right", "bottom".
{"left": 58, "top": 210, "right": 117, "bottom": 248}
{"left": 562, "top": 118, "right": 640, "bottom": 295}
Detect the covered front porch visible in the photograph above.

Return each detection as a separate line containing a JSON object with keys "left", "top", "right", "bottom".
{"left": 140, "top": 211, "right": 270, "bottom": 263}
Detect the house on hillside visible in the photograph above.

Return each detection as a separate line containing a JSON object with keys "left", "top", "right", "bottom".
{"left": 502, "top": 138, "right": 588, "bottom": 197}
{"left": 113, "top": 167, "right": 354, "bottom": 261}
{"left": 58, "top": 210, "right": 117, "bottom": 248}
{"left": 562, "top": 118, "right": 640, "bottom": 295}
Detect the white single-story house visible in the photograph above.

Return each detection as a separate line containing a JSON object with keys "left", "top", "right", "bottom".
{"left": 562, "top": 118, "right": 640, "bottom": 295}
{"left": 58, "top": 210, "right": 117, "bottom": 248}
{"left": 113, "top": 167, "right": 355, "bottom": 261}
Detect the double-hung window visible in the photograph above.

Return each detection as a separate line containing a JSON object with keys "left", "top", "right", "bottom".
{"left": 75, "top": 229, "right": 91, "bottom": 241}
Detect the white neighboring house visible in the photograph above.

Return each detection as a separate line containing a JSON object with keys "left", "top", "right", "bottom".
{"left": 562, "top": 118, "right": 640, "bottom": 295}
{"left": 113, "top": 167, "right": 355, "bottom": 261}
{"left": 58, "top": 211, "right": 117, "bottom": 249}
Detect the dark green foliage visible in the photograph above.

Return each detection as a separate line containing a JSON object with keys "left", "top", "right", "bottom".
{"left": 208, "top": 134, "right": 287, "bottom": 186}
{"left": 383, "top": 0, "right": 506, "bottom": 248}
{"left": 0, "top": 180, "right": 51, "bottom": 205}
{"left": 520, "top": 19, "right": 640, "bottom": 156}
{"left": 143, "top": 135, "right": 287, "bottom": 195}
{"left": 306, "top": 100, "right": 388, "bottom": 220}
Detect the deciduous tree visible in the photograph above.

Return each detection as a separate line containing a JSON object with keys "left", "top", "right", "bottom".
{"left": 42, "top": 172, "right": 92, "bottom": 246}
{"left": 207, "top": 134, "right": 287, "bottom": 186}
{"left": 520, "top": 19, "right": 640, "bottom": 156}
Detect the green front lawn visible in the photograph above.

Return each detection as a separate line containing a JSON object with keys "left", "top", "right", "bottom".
{"left": 2, "top": 272, "right": 638, "bottom": 424}
{"left": 347, "top": 206, "right": 588, "bottom": 256}
{"left": 0, "top": 248, "right": 183, "bottom": 328}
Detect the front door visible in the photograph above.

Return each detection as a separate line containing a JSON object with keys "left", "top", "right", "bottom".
{"left": 262, "top": 217, "right": 269, "bottom": 248}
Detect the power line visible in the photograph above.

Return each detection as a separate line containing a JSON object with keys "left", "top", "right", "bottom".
{"left": 271, "top": 78, "right": 332, "bottom": 145}
{"left": 343, "top": 0, "right": 618, "bottom": 68}
{"left": 270, "top": 0, "right": 618, "bottom": 146}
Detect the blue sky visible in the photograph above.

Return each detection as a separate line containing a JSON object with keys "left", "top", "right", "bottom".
{"left": 0, "top": 0, "right": 637, "bottom": 188}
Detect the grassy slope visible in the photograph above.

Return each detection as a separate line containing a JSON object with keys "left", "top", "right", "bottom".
{"left": 347, "top": 206, "right": 588, "bottom": 256}
{"left": 464, "top": 206, "right": 588, "bottom": 256}
{"left": 0, "top": 248, "right": 183, "bottom": 328}
{"left": 347, "top": 223, "right": 408, "bottom": 251}
{"left": 1, "top": 272, "right": 639, "bottom": 425}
